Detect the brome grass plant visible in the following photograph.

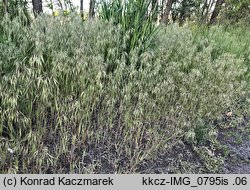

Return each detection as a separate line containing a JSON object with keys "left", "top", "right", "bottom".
{"left": 0, "top": 14, "right": 249, "bottom": 173}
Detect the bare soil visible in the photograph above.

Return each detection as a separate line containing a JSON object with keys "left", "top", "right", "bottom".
{"left": 218, "top": 116, "right": 250, "bottom": 174}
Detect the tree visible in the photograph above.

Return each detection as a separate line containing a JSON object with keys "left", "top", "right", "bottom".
{"left": 210, "top": 0, "right": 225, "bottom": 24}
{"left": 89, "top": 0, "right": 95, "bottom": 18}
{"left": 200, "top": 0, "right": 216, "bottom": 24}
{"left": 162, "top": 0, "right": 174, "bottom": 24}
{"left": 178, "top": 0, "right": 189, "bottom": 25}
{"left": 57, "top": 0, "right": 63, "bottom": 10}
{"left": 80, "top": 0, "right": 83, "bottom": 19}
{"left": 2, "top": 0, "right": 8, "bottom": 14}
{"left": 32, "top": 0, "right": 43, "bottom": 17}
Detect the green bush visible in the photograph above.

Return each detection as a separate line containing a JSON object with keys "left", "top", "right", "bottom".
{"left": 191, "top": 25, "right": 250, "bottom": 77}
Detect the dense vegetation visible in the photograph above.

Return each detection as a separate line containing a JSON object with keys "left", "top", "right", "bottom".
{"left": 0, "top": 0, "right": 249, "bottom": 173}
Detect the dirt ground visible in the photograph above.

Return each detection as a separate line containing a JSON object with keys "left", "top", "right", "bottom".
{"left": 218, "top": 116, "right": 250, "bottom": 174}
{"left": 136, "top": 116, "right": 250, "bottom": 174}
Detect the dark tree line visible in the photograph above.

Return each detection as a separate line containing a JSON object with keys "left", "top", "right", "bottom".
{"left": 1, "top": 0, "right": 249, "bottom": 25}
{"left": 1, "top": 0, "right": 42, "bottom": 17}
{"left": 159, "top": 0, "right": 227, "bottom": 25}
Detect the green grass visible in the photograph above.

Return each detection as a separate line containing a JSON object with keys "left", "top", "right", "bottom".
{"left": 191, "top": 25, "right": 250, "bottom": 78}
{"left": 0, "top": 14, "right": 249, "bottom": 173}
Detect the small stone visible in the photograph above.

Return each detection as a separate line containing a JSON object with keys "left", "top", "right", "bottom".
{"left": 7, "top": 148, "right": 14, "bottom": 154}
{"left": 226, "top": 111, "right": 233, "bottom": 117}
